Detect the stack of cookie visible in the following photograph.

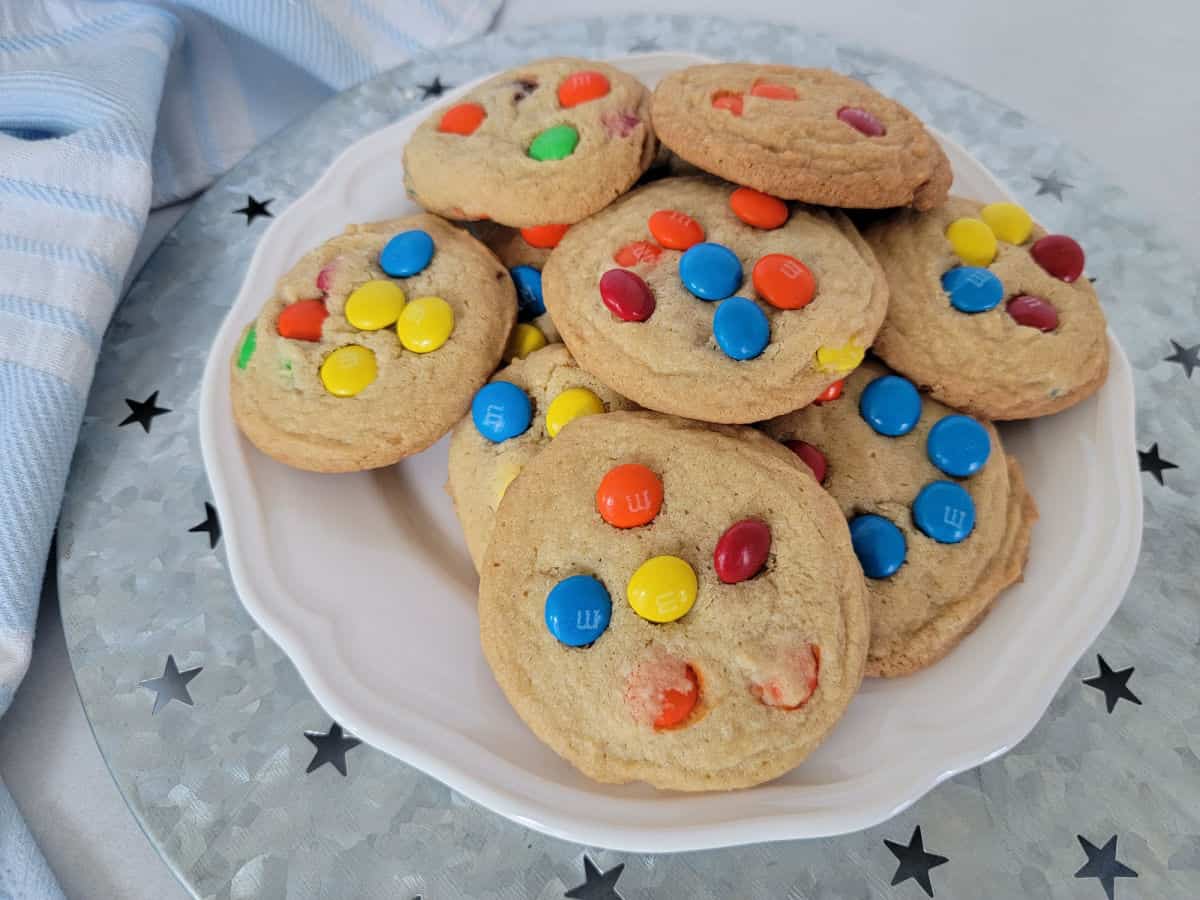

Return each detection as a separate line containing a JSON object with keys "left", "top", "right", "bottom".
{"left": 230, "top": 57, "right": 1109, "bottom": 792}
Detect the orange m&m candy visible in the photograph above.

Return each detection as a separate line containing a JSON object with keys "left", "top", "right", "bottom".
{"left": 751, "top": 645, "right": 820, "bottom": 710}
{"left": 437, "top": 102, "right": 486, "bottom": 136}
{"left": 626, "top": 652, "right": 700, "bottom": 730}
{"left": 711, "top": 91, "right": 743, "bottom": 116}
{"left": 596, "top": 463, "right": 663, "bottom": 528}
{"left": 558, "top": 70, "right": 610, "bottom": 108}
{"left": 277, "top": 298, "right": 328, "bottom": 342}
{"left": 520, "top": 223, "right": 570, "bottom": 248}
{"left": 613, "top": 240, "right": 662, "bottom": 267}
{"left": 750, "top": 82, "right": 797, "bottom": 100}
{"left": 648, "top": 209, "right": 704, "bottom": 250}
{"left": 753, "top": 253, "right": 816, "bottom": 309}
{"left": 814, "top": 379, "right": 845, "bottom": 404}
{"left": 729, "top": 187, "right": 788, "bottom": 229}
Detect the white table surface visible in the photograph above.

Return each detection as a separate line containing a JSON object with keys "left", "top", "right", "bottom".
{"left": 1, "top": 3, "right": 1196, "bottom": 898}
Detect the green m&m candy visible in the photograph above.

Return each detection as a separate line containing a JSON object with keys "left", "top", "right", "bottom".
{"left": 528, "top": 124, "right": 579, "bottom": 161}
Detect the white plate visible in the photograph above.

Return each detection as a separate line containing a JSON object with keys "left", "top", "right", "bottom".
{"left": 199, "top": 53, "right": 1142, "bottom": 852}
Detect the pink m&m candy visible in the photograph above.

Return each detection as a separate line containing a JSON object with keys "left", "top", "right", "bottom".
{"left": 599, "top": 268, "right": 655, "bottom": 322}
{"left": 713, "top": 519, "right": 772, "bottom": 584}
{"left": 784, "top": 440, "right": 827, "bottom": 483}
{"left": 316, "top": 260, "right": 337, "bottom": 293}
{"left": 1007, "top": 295, "right": 1059, "bottom": 331}
{"left": 837, "top": 106, "right": 886, "bottom": 137}
{"left": 1030, "top": 234, "right": 1085, "bottom": 282}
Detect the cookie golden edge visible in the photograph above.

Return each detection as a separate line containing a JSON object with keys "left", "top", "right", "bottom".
{"left": 477, "top": 412, "right": 871, "bottom": 791}
{"left": 650, "top": 65, "right": 952, "bottom": 211}
{"left": 864, "top": 454, "right": 1039, "bottom": 678}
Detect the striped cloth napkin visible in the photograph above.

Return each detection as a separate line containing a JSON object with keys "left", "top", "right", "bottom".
{"left": 0, "top": 1, "right": 500, "bottom": 896}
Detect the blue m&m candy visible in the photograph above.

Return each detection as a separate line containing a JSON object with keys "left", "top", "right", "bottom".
{"left": 679, "top": 242, "right": 743, "bottom": 301}
{"left": 545, "top": 574, "right": 612, "bottom": 646}
{"left": 913, "top": 481, "right": 976, "bottom": 543}
{"left": 713, "top": 296, "right": 770, "bottom": 360}
{"left": 849, "top": 514, "right": 907, "bottom": 579}
{"left": 511, "top": 265, "right": 545, "bottom": 321}
{"left": 927, "top": 414, "right": 991, "bottom": 477}
{"left": 380, "top": 229, "right": 435, "bottom": 277}
{"left": 941, "top": 266, "right": 1003, "bottom": 314}
{"left": 859, "top": 374, "right": 922, "bottom": 437}
{"left": 471, "top": 381, "right": 532, "bottom": 443}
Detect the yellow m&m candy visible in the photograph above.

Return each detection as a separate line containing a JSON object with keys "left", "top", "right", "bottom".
{"left": 490, "top": 460, "right": 523, "bottom": 510}
{"left": 980, "top": 202, "right": 1033, "bottom": 245}
{"left": 945, "top": 218, "right": 997, "bottom": 266}
{"left": 545, "top": 387, "right": 605, "bottom": 438}
{"left": 397, "top": 296, "right": 454, "bottom": 353}
{"left": 815, "top": 339, "right": 865, "bottom": 375}
{"left": 345, "top": 280, "right": 406, "bottom": 330}
{"left": 627, "top": 556, "right": 698, "bottom": 623}
{"left": 319, "top": 345, "right": 377, "bottom": 397}
{"left": 503, "top": 323, "right": 548, "bottom": 362}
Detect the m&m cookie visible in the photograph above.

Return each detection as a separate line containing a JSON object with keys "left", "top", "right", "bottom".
{"left": 541, "top": 176, "right": 889, "bottom": 423}
{"left": 446, "top": 344, "right": 636, "bottom": 570}
{"left": 650, "top": 64, "right": 951, "bottom": 210}
{"left": 467, "top": 220, "right": 561, "bottom": 344}
{"left": 763, "top": 361, "right": 1038, "bottom": 677}
{"left": 230, "top": 215, "right": 515, "bottom": 471}
{"left": 477, "top": 412, "right": 869, "bottom": 790}
{"left": 864, "top": 196, "right": 1110, "bottom": 419}
{"left": 403, "top": 58, "right": 656, "bottom": 228}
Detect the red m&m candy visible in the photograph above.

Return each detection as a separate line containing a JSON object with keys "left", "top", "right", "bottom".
{"left": 1030, "top": 234, "right": 1085, "bottom": 282}
{"left": 784, "top": 440, "right": 827, "bottom": 483}
{"left": 558, "top": 70, "right": 610, "bottom": 108}
{"left": 711, "top": 91, "right": 743, "bottom": 116}
{"left": 613, "top": 240, "right": 662, "bottom": 267}
{"left": 837, "top": 106, "right": 886, "bottom": 137}
{"left": 599, "top": 269, "right": 655, "bottom": 322}
{"left": 713, "top": 519, "right": 772, "bottom": 584}
{"left": 648, "top": 209, "right": 704, "bottom": 250}
{"left": 750, "top": 82, "right": 797, "bottom": 100}
{"left": 277, "top": 298, "right": 327, "bottom": 341}
{"left": 316, "top": 260, "right": 337, "bottom": 293}
{"left": 438, "top": 103, "right": 486, "bottom": 135}
{"left": 596, "top": 463, "right": 663, "bottom": 528}
{"left": 1007, "top": 295, "right": 1059, "bottom": 331}
{"left": 730, "top": 187, "right": 789, "bottom": 230}
{"left": 520, "top": 223, "right": 570, "bottom": 249}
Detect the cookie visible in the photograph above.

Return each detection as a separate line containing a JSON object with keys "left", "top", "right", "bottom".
{"left": 863, "top": 196, "right": 1109, "bottom": 419}
{"left": 651, "top": 64, "right": 952, "bottom": 210}
{"left": 231, "top": 215, "right": 515, "bottom": 471}
{"left": 762, "top": 361, "right": 1037, "bottom": 677}
{"left": 542, "top": 176, "right": 889, "bottom": 423}
{"left": 447, "top": 344, "right": 636, "bottom": 570}
{"left": 403, "top": 57, "right": 657, "bottom": 227}
{"left": 479, "top": 411, "right": 870, "bottom": 791}
{"left": 467, "top": 220, "right": 561, "bottom": 344}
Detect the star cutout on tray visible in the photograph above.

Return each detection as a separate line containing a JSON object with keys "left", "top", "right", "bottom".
{"left": 884, "top": 826, "right": 948, "bottom": 898}
{"left": 418, "top": 76, "right": 450, "bottom": 99}
{"left": 1083, "top": 655, "right": 1142, "bottom": 713}
{"left": 304, "top": 722, "right": 362, "bottom": 776}
{"left": 139, "top": 655, "right": 202, "bottom": 714}
{"left": 1164, "top": 340, "right": 1200, "bottom": 379}
{"left": 628, "top": 37, "right": 660, "bottom": 52}
{"left": 119, "top": 391, "right": 171, "bottom": 432}
{"left": 1032, "top": 171, "right": 1073, "bottom": 201}
{"left": 1138, "top": 442, "right": 1179, "bottom": 486}
{"left": 1075, "top": 834, "right": 1137, "bottom": 899}
{"left": 188, "top": 501, "right": 221, "bottom": 549}
{"left": 234, "top": 194, "right": 274, "bottom": 224}
{"left": 564, "top": 855, "right": 625, "bottom": 900}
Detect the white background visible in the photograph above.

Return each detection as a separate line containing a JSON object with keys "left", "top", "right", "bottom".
{"left": 0, "top": 2, "right": 1196, "bottom": 898}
